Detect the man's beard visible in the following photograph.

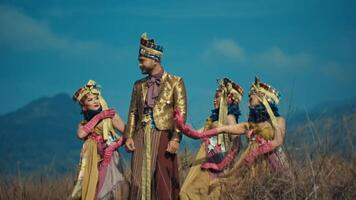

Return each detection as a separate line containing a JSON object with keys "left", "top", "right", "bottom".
{"left": 141, "top": 69, "right": 149, "bottom": 74}
{"left": 140, "top": 66, "right": 153, "bottom": 75}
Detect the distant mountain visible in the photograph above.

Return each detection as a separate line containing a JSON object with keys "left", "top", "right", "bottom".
{"left": 286, "top": 97, "right": 356, "bottom": 157}
{"left": 0, "top": 93, "right": 83, "bottom": 175}
{"left": 287, "top": 97, "right": 356, "bottom": 127}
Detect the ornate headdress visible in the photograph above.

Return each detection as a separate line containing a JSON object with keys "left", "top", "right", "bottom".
{"left": 249, "top": 77, "right": 281, "bottom": 128}
{"left": 73, "top": 80, "right": 116, "bottom": 141}
{"left": 217, "top": 78, "right": 244, "bottom": 104}
{"left": 216, "top": 78, "right": 244, "bottom": 150}
{"left": 139, "top": 32, "right": 163, "bottom": 61}
{"left": 73, "top": 80, "right": 101, "bottom": 104}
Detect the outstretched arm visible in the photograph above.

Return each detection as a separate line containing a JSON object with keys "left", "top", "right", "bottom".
{"left": 175, "top": 109, "right": 249, "bottom": 138}
{"left": 172, "top": 77, "right": 187, "bottom": 142}
{"left": 201, "top": 114, "right": 241, "bottom": 171}
{"left": 216, "top": 122, "right": 249, "bottom": 136}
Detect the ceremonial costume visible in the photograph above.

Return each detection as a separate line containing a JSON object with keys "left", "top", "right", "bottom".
{"left": 70, "top": 80, "right": 127, "bottom": 200}
{"left": 179, "top": 78, "right": 243, "bottom": 200}
{"left": 126, "top": 33, "right": 187, "bottom": 200}
{"left": 176, "top": 78, "right": 291, "bottom": 199}
{"left": 236, "top": 77, "right": 290, "bottom": 177}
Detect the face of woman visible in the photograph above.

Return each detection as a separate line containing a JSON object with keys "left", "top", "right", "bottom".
{"left": 83, "top": 93, "right": 101, "bottom": 111}
{"left": 213, "top": 91, "right": 221, "bottom": 109}
{"left": 213, "top": 91, "right": 235, "bottom": 109}
{"left": 249, "top": 94, "right": 261, "bottom": 107}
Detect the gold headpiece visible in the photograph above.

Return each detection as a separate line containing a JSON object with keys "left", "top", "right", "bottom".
{"left": 217, "top": 78, "right": 244, "bottom": 104}
{"left": 250, "top": 77, "right": 281, "bottom": 128}
{"left": 250, "top": 77, "right": 280, "bottom": 105}
{"left": 73, "top": 80, "right": 101, "bottom": 103}
{"left": 139, "top": 32, "right": 163, "bottom": 61}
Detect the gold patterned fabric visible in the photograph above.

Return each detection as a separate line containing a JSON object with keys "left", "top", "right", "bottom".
{"left": 125, "top": 71, "right": 187, "bottom": 140}
{"left": 126, "top": 71, "right": 187, "bottom": 200}
{"left": 141, "top": 114, "right": 153, "bottom": 200}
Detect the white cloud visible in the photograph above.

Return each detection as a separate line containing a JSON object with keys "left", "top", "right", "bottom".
{"left": 203, "top": 39, "right": 314, "bottom": 71}
{"left": 203, "top": 39, "right": 246, "bottom": 62}
{"left": 0, "top": 5, "right": 123, "bottom": 58}
{"left": 254, "top": 47, "right": 314, "bottom": 70}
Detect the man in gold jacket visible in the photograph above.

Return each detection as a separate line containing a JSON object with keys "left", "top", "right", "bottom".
{"left": 125, "top": 33, "right": 187, "bottom": 200}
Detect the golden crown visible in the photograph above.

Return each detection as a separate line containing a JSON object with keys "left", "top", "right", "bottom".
{"left": 217, "top": 78, "right": 244, "bottom": 104}
{"left": 139, "top": 32, "right": 163, "bottom": 61}
{"left": 250, "top": 77, "right": 280, "bottom": 104}
{"left": 73, "top": 80, "right": 101, "bottom": 103}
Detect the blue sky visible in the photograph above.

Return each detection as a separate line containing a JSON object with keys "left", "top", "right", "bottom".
{"left": 0, "top": 0, "right": 355, "bottom": 126}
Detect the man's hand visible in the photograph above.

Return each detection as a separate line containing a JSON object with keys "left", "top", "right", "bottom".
{"left": 125, "top": 138, "right": 136, "bottom": 151}
{"left": 166, "top": 140, "right": 180, "bottom": 154}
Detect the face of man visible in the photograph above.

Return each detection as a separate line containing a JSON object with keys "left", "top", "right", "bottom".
{"left": 138, "top": 56, "right": 157, "bottom": 75}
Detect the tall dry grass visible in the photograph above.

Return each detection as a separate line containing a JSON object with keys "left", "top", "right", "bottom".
{"left": 1, "top": 114, "right": 355, "bottom": 199}
{"left": 1, "top": 151, "right": 355, "bottom": 199}
{"left": 0, "top": 173, "right": 74, "bottom": 200}
{"left": 222, "top": 155, "right": 356, "bottom": 200}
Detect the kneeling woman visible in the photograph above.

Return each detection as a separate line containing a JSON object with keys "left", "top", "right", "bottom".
{"left": 70, "top": 80, "right": 128, "bottom": 200}
{"left": 176, "top": 77, "right": 290, "bottom": 178}
{"left": 179, "top": 78, "right": 244, "bottom": 200}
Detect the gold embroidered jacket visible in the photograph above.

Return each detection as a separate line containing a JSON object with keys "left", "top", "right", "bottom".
{"left": 125, "top": 71, "right": 187, "bottom": 140}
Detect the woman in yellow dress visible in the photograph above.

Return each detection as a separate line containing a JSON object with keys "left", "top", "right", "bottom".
{"left": 179, "top": 78, "right": 244, "bottom": 200}
{"left": 70, "top": 80, "right": 128, "bottom": 200}
{"left": 176, "top": 77, "right": 290, "bottom": 179}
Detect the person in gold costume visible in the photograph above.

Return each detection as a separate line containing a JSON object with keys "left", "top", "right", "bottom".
{"left": 179, "top": 78, "right": 244, "bottom": 200}
{"left": 125, "top": 33, "right": 187, "bottom": 200}
{"left": 70, "top": 80, "right": 128, "bottom": 200}
{"left": 175, "top": 77, "right": 290, "bottom": 180}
